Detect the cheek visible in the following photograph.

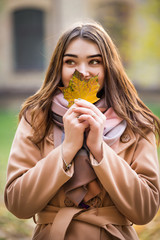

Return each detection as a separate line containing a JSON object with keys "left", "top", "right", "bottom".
{"left": 61, "top": 67, "right": 74, "bottom": 87}
{"left": 98, "top": 71, "right": 105, "bottom": 90}
{"left": 61, "top": 67, "right": 66, "bottom": 86}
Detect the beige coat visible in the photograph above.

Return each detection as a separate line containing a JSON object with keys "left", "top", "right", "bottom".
{"left": 4, "top": 115, "right": 160, "bottom": 240}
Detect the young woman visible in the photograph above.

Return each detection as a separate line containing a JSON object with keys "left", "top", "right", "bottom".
{"left": 4, "top": 21, "right": 160, "bottom": 240}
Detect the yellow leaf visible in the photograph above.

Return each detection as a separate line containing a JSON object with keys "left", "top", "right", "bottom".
{"left": 59, "top": 70, "right": 100, "bottom": 107}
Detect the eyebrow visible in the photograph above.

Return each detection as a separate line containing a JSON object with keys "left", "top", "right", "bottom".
{"left": 63, "top": 54, "right": 78, "bottom": 58}
{"left": 63, "top": 54, "right": 102, "bottom": 58}
{"left": 87, "top": 54, "right": 102, "bottom": 58}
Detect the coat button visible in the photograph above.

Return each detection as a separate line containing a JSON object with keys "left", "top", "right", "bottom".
{"left": 64, "top": 197, "right": 74, "bottom": 207}
{"left": 120, "top": 133, "right": 131, "bottom": 143}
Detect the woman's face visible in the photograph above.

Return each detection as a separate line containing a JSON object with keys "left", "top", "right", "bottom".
{"left": 62, "top": 38, "right": 105, "bottom": 91}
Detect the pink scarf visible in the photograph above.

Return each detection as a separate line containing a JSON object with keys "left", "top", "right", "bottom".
{"left": 51, "top": 91, "right": 127, "bottom": 208}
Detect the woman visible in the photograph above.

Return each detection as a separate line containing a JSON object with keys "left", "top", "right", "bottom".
{"left": 4, "top": 21, "right": 160, "bottom": 240}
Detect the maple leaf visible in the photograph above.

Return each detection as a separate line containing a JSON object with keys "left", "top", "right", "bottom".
{"left": 59, "top": 70, "right": 100, "bottom": 107}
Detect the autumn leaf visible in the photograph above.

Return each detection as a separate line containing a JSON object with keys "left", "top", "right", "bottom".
{"left": 59, "top": 70, "right": 100, "bottom": 107}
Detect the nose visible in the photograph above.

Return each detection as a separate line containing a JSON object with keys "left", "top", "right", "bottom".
{"left": 77, "top": 64, "right": 90, "bottom": 79}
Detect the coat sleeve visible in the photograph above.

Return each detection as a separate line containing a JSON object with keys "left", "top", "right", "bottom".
{"left": 91, "top": 130, "right": 160, "bottom": 225}
{"left": 4, "top": 116, "right": 74, "bottom": 219}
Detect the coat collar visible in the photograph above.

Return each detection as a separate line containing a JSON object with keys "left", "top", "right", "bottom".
{"left": 112, "top": 127, "right": 137, "bottom": 154}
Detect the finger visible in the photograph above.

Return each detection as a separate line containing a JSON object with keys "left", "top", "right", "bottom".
{"left": 73, "top": 107, "right": 96, "bottom": 115}
{"left": 63, "top": 104, "right": 79, "bottom": 122}
{"left": 74, "top": 99, "right": 104, "bottom": 118}
{"left": 74, "top": 107, "right": 98, "bottom": 120}
{"left": 78, "top": 114, "right": 99, "bottom": 127}
{"left": 64, "top": 103, "right": 78, "bottom": 117}
{"left": 64, "top": 111, "right": 80, "bottom": 123}
{"left": 78, "top": 110, "right": 106, "bottom": 129}
{"left": 79, "top": 120, "right": 89, "bottom": 129}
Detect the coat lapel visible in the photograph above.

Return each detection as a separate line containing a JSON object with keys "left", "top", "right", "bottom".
{"left": 111, "top": 127, "right": 137, "bottom": 154}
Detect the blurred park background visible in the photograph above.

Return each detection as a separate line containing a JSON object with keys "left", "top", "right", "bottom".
{"left": 0, "top": 0, "right": 160, "bottom": 239}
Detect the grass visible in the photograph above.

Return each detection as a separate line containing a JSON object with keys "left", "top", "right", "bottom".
{"left": 0, "top": 110, "right": 34, "bottom": 239}
{"left": 0, "top": 111, "right": 18, "bottom": 196}
{"left": 0, "top": 103, "right": 160, "bottom": 239}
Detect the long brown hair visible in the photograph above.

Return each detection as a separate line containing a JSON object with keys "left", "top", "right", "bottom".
{"left": 19, "top": 21, "right": 160, "bottom": 144}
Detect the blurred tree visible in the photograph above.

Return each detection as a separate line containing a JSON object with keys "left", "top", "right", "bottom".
{"left": 93, "top": 0, "right": 134, "bottom": 66}
{"left": 93, "top": 0, "right": 160, "bottom": 87}
{"left": 0, "top": 0, "right": 5, "bottom": 12}
{"left": 128, "top": 0, "right": 160, "bottom": 87}
{"left": 131, "top": 0, "right": 160, "bottom": 61}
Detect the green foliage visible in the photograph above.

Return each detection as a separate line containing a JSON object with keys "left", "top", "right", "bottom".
{"left": 127, "top": 0, "right": 160, "bottom": 87}
{"left": 0, "top": 111, "right": 18, "bottom": 195}
{"left": 0, "top": 110, "right": 34, "bottom": 239}
{"left": 146, "top": 103, "right": 160, "bottom": 118}
{"left": 0, "top": 0, "right": 5, "bottom": 13}
{"left": 130, "top": 0, "right": 160, "bottom": 62}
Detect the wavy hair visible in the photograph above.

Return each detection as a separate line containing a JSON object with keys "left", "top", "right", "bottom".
{"left": 19, "top": 21, "right": 160, "bottom": 145}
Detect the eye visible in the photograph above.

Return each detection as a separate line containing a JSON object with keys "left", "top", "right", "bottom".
{"left": 89, "top": 59, "right": 101, "bottom": 65}
{"left": 65, "top": 59, "right": 75, "bottom": 65}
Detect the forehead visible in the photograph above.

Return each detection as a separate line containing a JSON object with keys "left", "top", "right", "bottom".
{"left": 64, "top": 38, "right": 101, "bottom": 55}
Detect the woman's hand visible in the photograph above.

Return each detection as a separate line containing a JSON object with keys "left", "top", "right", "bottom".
{"left": 62, "top": 103, "right": 89, "bottom": 164}
{"left": 73, "top": 99, "right": 106, "bottom": 162}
